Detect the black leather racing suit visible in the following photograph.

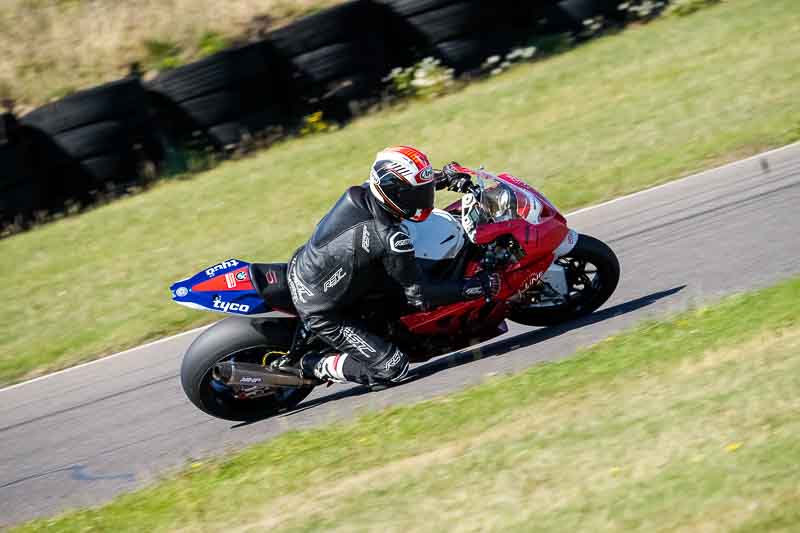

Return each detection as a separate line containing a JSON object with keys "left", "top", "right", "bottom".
{"left": 288, "top": 184, "right": 466, "bottom": 385}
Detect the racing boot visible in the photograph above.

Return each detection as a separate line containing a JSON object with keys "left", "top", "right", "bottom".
{"left": 299, "top": 352, "right": 350, "bottom": 384}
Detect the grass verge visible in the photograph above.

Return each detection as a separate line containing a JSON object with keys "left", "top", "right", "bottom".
{"left": 13, "top": 275, "right": 800, "bottom": 532}
{"left": 1, "top": 0, "right": 799, "bottom": 385}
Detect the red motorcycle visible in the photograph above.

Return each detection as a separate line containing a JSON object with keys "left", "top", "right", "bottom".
{"left": 172, "top": 165, "right": 619, "bottom": 420}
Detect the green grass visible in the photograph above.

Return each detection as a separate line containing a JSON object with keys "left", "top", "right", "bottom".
{"left": 13, "top": 275, "right": 800, "bottom": 532}
{"left": 2, "top": 0, "right": 800, "bottom": 385}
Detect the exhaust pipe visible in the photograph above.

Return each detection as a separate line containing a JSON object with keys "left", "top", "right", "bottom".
{"left": 212, "top": 361, "right": 315, "bottom": 388}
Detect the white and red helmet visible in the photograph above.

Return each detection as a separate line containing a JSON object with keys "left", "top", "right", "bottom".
{"left": 369, "top": 145, "right": 435, "bottom": 222}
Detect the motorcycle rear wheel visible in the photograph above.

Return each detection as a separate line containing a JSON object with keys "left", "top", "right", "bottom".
{"left": 509, "top": 233, "right": 620, "bottom": 327}
{"left": 180, "top": 317, "right": 314, "bottom": 421}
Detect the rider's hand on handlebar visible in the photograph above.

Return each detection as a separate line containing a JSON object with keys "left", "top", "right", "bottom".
{"left": 435, "top": 161, "right": 473, "bottom": 193}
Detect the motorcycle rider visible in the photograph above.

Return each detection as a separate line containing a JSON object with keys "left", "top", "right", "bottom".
{"left": 288, "top": 145, "right": 499, "bottom": 387}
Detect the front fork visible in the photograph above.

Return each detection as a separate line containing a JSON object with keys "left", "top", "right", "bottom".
{"left": 542, "top": 229, "right": 579, "bottom": 298}
{"left": 506, "top": 229, "right": 578, "bottom": 305}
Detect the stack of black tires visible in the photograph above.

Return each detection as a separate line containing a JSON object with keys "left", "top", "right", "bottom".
{"left": 2, "top": 0, "right": 662, "bottom": 233}
{"left": 147, "top": 41, "right": 296, "bottom": 149}
{"left": 377, "top": 0, "right": 518, "bottom": 72}
{"left": 16, "top": 78, "right": 161, "bottom": 210}
{"left": 0, "top": 135, "right": 42, "bottom": 226}
{"left": 268, "top": 1, "right": 395, "bottom": 119}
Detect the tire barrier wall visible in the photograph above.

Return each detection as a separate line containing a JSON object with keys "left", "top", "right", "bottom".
{"left": 0, "top": 0, "right": 662, "bottom": 228}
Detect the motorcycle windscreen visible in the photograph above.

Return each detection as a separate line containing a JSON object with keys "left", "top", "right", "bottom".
{"left": 169, "top": 258, "right": 270, "bottom": 316}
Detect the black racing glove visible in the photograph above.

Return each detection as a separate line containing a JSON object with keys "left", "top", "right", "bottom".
{"left": 435, "top": 161, "right": 473, "bottom": 193}
{"left": 462, "top": 272, "right": 502, "bottom": 301}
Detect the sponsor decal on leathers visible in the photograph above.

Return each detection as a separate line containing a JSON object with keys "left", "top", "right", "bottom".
{"left": 341, "top": 327, "right": 376, "bottom": 357}
{"left": 287, "top": 260, "right": 314, "bottom": 304}
{"left": 323, "top": 267, "right": 346, "bottom": 292}
{"left": 389, "top": 231, "right": 414, "bottom": 253}
{"left": 384, "top": 349, "right": 409, "bottom": 381}
{"left": 384, "top": 349, "right": 404, "bottom": 370}
{"left": 289, "top": 276, "right": 314, "bottom": 304}
{"left": 362, "top": 225, "right": 370, "bottom": 253}
{"left": 265, "top": 270, "right": 279, "bottom": 284}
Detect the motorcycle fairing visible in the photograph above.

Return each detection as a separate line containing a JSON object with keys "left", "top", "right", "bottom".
{"left": 400, "top": 208, "right": 465, "bottom": 261}
{"left": 170, "top": 258, "right": 271, "bottom": 316}
{"left": 403, "top": 167, "right": 571, "bottom": 336}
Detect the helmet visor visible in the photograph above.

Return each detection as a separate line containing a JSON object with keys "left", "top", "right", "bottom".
{"left": 394, "top": 180, "right": 434, "bottom": 219}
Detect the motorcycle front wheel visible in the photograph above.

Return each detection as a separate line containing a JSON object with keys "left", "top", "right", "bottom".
{"left": 180, "top": 317, "right": 314, "bottom": 421}
{"left": 509, "top": 233, "right": 620, "bottom": 327}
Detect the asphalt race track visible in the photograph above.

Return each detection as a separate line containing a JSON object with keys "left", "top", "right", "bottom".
{"left": 2, "top": 144, "right": 800, "bottom": 526}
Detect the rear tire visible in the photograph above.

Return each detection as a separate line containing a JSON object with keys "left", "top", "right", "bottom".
{"left": 180, "top": 317, "right": 314, "bottom": 421}
{"left": 509, "top": 234, "right": 620, "bottom": 327}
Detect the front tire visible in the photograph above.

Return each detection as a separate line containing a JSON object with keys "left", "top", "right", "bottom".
{"left": 509, "top": 234, "right": 620, "bottom": 327}
{"left": 181, "top": 317, "right": 314, "bottom": 421}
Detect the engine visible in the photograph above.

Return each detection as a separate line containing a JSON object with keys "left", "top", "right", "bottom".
{"left": 480, "top": 236, "right": 524, "bottom": 271}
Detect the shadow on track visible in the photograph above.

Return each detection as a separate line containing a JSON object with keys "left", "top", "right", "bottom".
{"left": 233, "top": 285, "right": 684, "bottom": 427}
{"left": 406, "top": 285, "right": 685, "bottom": 383}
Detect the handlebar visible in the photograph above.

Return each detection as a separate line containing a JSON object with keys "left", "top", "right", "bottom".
{"left": 434, "top": 165, "right": 481, "bottom": 196}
